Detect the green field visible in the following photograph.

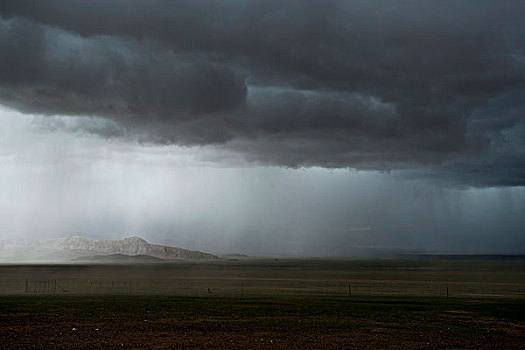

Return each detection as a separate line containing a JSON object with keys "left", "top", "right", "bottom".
{"left": 1, "top": 257, "right": 524, "bottom": 349}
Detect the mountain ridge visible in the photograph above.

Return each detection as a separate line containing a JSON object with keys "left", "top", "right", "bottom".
{"left": 0, "top": 235, "right": 217, "bottom": 262}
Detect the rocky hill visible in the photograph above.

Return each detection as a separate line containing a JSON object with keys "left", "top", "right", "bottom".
{"left": 56, "top": 235, "right": 217, "bottom": 260}
{"left": 0, "top": 235, "right": 217, "bottom": 262}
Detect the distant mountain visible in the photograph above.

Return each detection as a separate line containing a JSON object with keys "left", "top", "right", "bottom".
{"left": 0, "top": 235, "right": 217, "bottom": 262}
{"left": 56, "top": 235, "right": 217, "bottom": 259}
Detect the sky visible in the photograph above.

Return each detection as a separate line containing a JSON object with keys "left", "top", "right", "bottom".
{"left": 0, "top": 1, "right": 524, "bottom": 256}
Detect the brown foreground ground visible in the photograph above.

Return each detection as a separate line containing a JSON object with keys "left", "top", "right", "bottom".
{"left": 1, "top": 295, "right": 524, "bottom": 349}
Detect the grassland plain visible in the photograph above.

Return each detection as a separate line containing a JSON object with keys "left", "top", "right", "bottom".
{"left": 0, "top": 257, "right": 524, "bottom": 349}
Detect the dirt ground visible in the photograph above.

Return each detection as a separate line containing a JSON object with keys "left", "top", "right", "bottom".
{"left": 2, "top": 315, "right": 524, "bottom": 349}
{"left": 0, "top": 317, "right": 522, "bottom": 349}
{"left": 1, "top": 296, "right": 524, "bottom": 349}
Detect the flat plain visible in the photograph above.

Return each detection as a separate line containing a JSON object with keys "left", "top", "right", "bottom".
{"left": 0, "top": 257, "right": 524, "bottom": 349}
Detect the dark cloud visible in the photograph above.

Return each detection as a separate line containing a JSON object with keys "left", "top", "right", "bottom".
{"left": 0, "top": 17, "right": 247, "bottom": 116}
{"left": 0, "top": 1, "right": 524, "bottom": 186}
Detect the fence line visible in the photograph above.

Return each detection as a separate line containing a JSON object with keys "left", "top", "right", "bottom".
{"left": 20, "top": 278, "right": 524, "bottom": 298}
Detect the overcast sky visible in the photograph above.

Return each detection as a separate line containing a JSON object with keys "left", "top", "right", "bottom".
{"left": 0, "top": 1, "right": 524, "bottom": 255}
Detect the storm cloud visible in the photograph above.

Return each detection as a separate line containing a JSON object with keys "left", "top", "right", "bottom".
{"left": 0, "top": 1, "right": 524, "bottom": 186}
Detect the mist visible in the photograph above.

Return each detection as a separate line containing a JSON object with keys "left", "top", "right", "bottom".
{"left": 1, "top": 107, "right": 524, "bottom": 256}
